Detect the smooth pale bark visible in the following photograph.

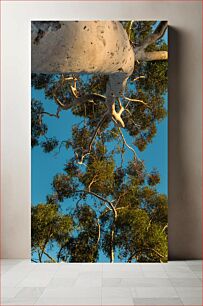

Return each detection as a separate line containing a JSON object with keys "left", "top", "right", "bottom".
{"left": 32, "top": 21, "right": 134, "bottom": 76}
{"left": 136, "top": 51, "right": 168, "bottom": 61}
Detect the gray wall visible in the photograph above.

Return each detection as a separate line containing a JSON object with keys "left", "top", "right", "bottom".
{"left": 1, "top": 1, "right": 202, "bottom": 259}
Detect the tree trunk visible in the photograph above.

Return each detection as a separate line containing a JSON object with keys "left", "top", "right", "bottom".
{"left": 110, "top": 224, "right": 115, "bottom": 263}
{"left": 109, "top": 209, "right": 117, "bottom": 263}
{"left": 32, "top": 21, "right": 134, "bottom": 76}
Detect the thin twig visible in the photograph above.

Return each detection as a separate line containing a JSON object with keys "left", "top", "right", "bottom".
{"left": 123, "top": 96, "right": 150, "bottom": 108}
{"left": 79, "top": 112, "right": 108, "bottom": 164}
{"left": 117, "top": 126, "right": 140, "bottom": 162}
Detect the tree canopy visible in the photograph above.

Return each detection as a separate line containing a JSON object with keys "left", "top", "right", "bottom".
{"left": 31, "top": 21, "right": 168, "bottom": 263}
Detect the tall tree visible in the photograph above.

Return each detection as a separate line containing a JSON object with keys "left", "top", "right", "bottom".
{"left": 31, "top": 21, "right": 168, "bottom": 263}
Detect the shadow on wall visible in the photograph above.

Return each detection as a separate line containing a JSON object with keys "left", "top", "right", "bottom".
{"left": 168, "top": 26, "right": 202, "bottom": 260}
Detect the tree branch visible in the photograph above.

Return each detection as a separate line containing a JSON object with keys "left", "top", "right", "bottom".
{"left": 134, "top": 21, "right": 168, "bottom": 61}
{"left": 53, "top": 92, "right": 106, "bottom": 111}
{"left": 127, "top": 247, "right": 166, "bottom": 262}
{"left": 123, "top": 96, "right": 150, "bottom": 108}
{"left": 132, "top": 76, "right": 145, "bottom": 82}
{"left": 136, "top": 21, "right": 168, "bottom": 51}
{"left": 78, "top": 112, "right": 108, "bottom": 164}
{"left": 117, "top": 126, "right": 140, "bottom": 162}
{"left": 162, "top": 224, "right": 168, "bottom": 233}
{"left": 41, "top": 109, "right": 60, "bottom": 118}
{"left": 125, "top": 20, "right": 134, "bottom": 40}
{"left": 136, "top": 51, "right": 168, "bottom": 61}
{"left": 74, "top": 190, "right": 117, "bottom": 219}
{"left": 40, "top": 249, "right": 57, "bottom": 263}
{"left": 96, "top": 218, "right": 101, "bottom": 246}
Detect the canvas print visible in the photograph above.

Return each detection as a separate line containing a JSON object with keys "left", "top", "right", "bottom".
{"left": 31, "top": 21, "right": 168, "bottom": 263}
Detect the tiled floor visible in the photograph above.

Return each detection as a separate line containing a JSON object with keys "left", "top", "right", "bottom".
{"left": 1, "top": 260, "right": 202, "bottom": 305}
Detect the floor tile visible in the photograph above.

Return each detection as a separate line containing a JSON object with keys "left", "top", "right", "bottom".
{"left": 2, "top": 264, "right": 35, "bottom": 287}
{"left": 124, "top": 277, "right": 172, "bottom": 287}
{"left": 2, "top": 287, "right": 23, "bottom": 299}
{"left": 188, "top": 264, "right": 202, "bottom": 272}
{"left": 2, "top": 296, "right": 39, "bottom": 305}
{"left": 1, "top": 259, "right": 202, "bottom": 306}
{"left": 1, "top": 265, "right": 16, "bottom": 274}
{"left": 102, "top": 297, "right": 134, "bottom": 305}
{"left": 193, "top": 271, "right": 202, "bottom": 279}
{"left": 41, "top": 287, "right": 101, "bottom": 298}
{"left": 133, "top": 297, "right": 183, "bottom": 305}
{"left": 15, "top": 287, "right": 45, "bottom": 298}
{"left": 180, "top": 296, "right": 202, "bottom": 305}
{"left": 47, "top": 277, "right": 77, "bottom": 288}
{"left": 75, "top": 276, "right": 102, "bottom": 287}
{"left": 102, "top": 263, "right": 142, "bottom": 272}
{"left": 169, "top": 277, "right": 202, "bottom": 287}
{"left": 35, "top": 297, "right": 102, "bottom": 305}
{"left": 134, "top": 286, "right": 179, "bottom": 298}
{"left": 164, "top": 265, "right": 192, "bottom": 273}
{"left": 166, "top": 271, "right": 197, "bottom": 278}
{"left": 102, "top": 277, "right": 123, "bottom": 287}
{"left": 175, "top": 286, "right": 202, "bottom": 298}
{"left": 17, "top": 272, "right": 56, "bottom": 287}
{"left": 141, "top": 263, "right": 165, "bottom": 272}
{"left": 186, "top": 260, "right": 202, "bottom": 266}
{"left": 103, "top": 270, "right": 144, "bottom": 279}
{"left": 143, "top": 271, "right": 169, "bottom": 278}
{"left": 102, "top": 286, "right": 132, "bottom": 298}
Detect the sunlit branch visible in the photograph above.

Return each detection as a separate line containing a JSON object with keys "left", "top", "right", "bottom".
{"left": 78, "top": 112, "right": 108, "bottom": 164}
{"left": 116, "top": 206, "right": 130, "bottom": 211}
{"left": 117, "top": 126, "right": 140, "bottom": 162}
{"left": 162, "top": 224, "right": 168, "bottom": 233}
{"left": 96, "top": 219, "right": 101, "bottom": 245}
{"left": 132, "top": 76, "right": 145, "bottom": 82}
{"left": 123, "top": 108, "right": 141, "bottom": 128}
{"left": 123, "top": 96, "right": 150, "bottom": 108}
{"left": 135, "top": 21, "right": 168, "bottom": 51}
{"left": 125, "top": 20, "right": 134, "bottom": 40}
{"left": 74, "top": 190, "right": 117, "bottom": 219}
{"left": 127, "top": 247, "right": 166, "bottom": 263}
{"left": 88, "top": 175, "right": 99, "bottom": 192}
{"left": 40, "top": 249, "right": 57, "bottom": 263}
{"left": 140, "top": 51, "right": 168, "bottom": 61}
{"left": 134, "top": 21, "right": 168, "bottom": 61}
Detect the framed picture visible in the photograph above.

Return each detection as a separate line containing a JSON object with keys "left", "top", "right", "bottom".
{"left": 31, "top": 20, "right": 168, "bottom": 263}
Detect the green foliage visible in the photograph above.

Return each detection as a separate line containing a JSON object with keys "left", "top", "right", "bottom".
{"left": 31, "top": 203, "right": 73, "bottom": 261}
{"left": 63, "top": 205, "right": 99, "bottom": 262}
{"left": 115, "top": 208, "right": 167, "bottom": 262}
{"left": 31, "top": 99, "right": 48, "bottom": 147}
{"left": 81, "top": 157, "right": 115, "bottom": 196}
{"left": 52, "top": 173, "right": 79, "bottom": 201}
{"left": 147, "top": 169, "right": 160, "bottom": 186}
{"left": 41, "top": 137, "right": 59, "bottom": 153}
